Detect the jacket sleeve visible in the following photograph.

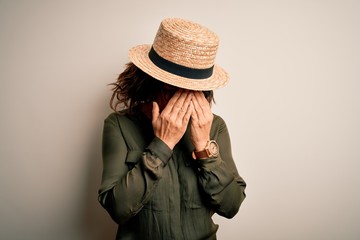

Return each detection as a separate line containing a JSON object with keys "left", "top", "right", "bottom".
{"left": 195, "top": 116, "right": 246, "bottom": 218}
{"left": 98, "top": 114, "right": 172, "bottom": 225}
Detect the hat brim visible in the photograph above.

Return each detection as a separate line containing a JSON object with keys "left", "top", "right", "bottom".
{"left": 128, "top": 44, "right": 229, "bottom": 91}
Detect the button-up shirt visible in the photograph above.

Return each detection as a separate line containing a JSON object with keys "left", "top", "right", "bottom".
{"left": 98, "top": 111, "right": 246, "bottom": 240}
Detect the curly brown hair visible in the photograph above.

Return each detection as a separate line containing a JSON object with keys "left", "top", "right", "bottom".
{"left": 109, "top": 62, "right": 214, "bottom": 114}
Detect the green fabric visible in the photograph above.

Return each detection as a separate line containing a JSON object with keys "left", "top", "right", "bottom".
{"left": 98, "top": 111, "right": 246, "bottom": 240}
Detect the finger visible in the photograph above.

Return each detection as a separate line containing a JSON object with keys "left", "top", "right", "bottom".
{"left": 152, "top": 101, "right": 160, "bottom": 123}
{"left": 193, "top": 92, "right": 214, "bottom": 127}
{"left": 171, "top": 90, "right": 190, "bottom": 115}
{"left": 161, "top": 89, "right": 183, "bottom": 116}
{"left": 191, "top": 92, "right": 204, "bottom": 119}
{"left": 182, "top": 99, "right": 193, "bottom": 125}
{"left": 176, "top": 91, "right": 193, "bottom": 119}
{"left": 194, "top": 91, "right": 210, "bottom": 110}
{"left": 190, "top": 101, "right": 199, "bottom": 124}
{"left": 194, "top": 91, "right": 213, "bottom": 117}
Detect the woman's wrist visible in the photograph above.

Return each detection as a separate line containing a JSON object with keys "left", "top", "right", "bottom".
{"left": 193, "top": 139, "right": 210, "bottom": 151}
{"left": 158, "top": 137, "right": 176, "bottom": 150}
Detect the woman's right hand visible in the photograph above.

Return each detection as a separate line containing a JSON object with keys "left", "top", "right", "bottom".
{"left": 152, "top": 90, "right": 193, "bottom": 150}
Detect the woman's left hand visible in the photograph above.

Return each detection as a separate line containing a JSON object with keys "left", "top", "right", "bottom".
{"left": 190, "top": 91, "right": 213, "bottom": 151}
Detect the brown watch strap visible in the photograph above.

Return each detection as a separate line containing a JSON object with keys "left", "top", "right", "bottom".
{"left": 194, "top": 149, "right": 209, "bottom": 159}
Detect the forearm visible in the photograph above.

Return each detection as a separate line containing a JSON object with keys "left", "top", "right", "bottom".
{"left": 195, "top": 115, "right": 246, "bottom": 218}
{"left": 99, "top": 136, "right": 172, "bottom": 224}
{"left": 196, "top": 157, "right": 246, "bottom": 218}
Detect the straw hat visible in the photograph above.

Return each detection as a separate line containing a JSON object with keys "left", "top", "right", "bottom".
{"left": 128, "top": 18, "right": 229, "bottom": 91}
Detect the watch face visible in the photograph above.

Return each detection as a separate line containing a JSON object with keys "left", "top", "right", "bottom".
{"left": 209, "top": 141, "right": 219, "bottom": 156}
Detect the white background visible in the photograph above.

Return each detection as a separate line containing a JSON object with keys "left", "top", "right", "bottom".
{"left": 1, "top": 0, "right": 359, "bottom": 239}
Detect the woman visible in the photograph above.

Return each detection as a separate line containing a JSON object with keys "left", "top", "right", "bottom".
{"left": 98, "top": 18, "right": 246, "bottom": 240}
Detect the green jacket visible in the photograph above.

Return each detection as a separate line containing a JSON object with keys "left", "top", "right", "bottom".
{"left": 98, "top": 111, "right": 246, "bottom": 240}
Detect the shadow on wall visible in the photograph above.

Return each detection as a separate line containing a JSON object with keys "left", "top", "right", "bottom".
{"left": 80, "top": 102, "right": 117, "bottom": 240}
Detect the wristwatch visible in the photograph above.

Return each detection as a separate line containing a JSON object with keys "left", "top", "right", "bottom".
{"left": 192, "top": 140, "right": 219, "bottom": 160}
